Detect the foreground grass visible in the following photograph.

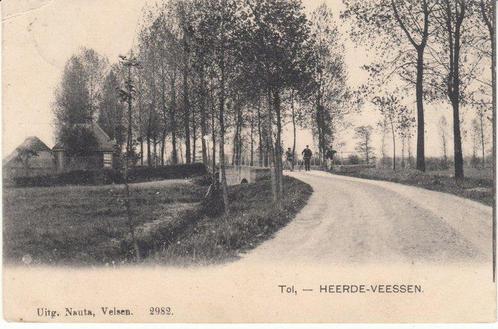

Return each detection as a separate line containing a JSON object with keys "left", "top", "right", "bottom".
{"left": 4, "top": 176, "right": 312, "bottom": 266}
{"left": 3, "top": 181, "right": 206, "bottom": 266}
{"left": 334, "top": 167, "right": 493, "bottom": 206}
{"left": 151, "top": 176, "right": 313, "bottom": 265}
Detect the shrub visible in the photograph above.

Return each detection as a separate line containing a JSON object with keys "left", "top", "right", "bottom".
{"left": 12, "top": 163, "right": 207, "bottom": 187}
{"left": 348, "top": 154, "right": 360, "bottom": 165}
{"left": 13, "top": 169, "right": 123, "bottom": 187}
{"left": 192, "top": 174, "right": 213, "bottom": 186}
{"left": 425, "top": 157, "right": 452, "bottom": 171}
{"left": 470, "top": 156, "right": 481, "bottom": 169}
{"left": 377, "top": 156, "right": 392, "bottom": 168}
{"left": 101, "top": 168, "right": 125, "bottom": 184}
{"left": 201, "top": 183, "right": 224, "bottom": 217}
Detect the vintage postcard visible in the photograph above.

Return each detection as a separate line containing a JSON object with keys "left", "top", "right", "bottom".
{"left": 2, "top": 0, "right": 496, "bottom": 323}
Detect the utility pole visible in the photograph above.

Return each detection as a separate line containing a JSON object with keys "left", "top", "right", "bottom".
{"left": 118, "top": 54, "right": 140, "bottom": 262}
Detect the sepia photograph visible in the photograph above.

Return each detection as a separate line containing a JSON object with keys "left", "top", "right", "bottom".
{"left": 2, "top": 0, "right": 496, "bottom": 323}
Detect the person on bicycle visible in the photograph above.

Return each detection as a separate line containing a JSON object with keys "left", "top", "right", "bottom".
{"left": 325, "top": 147, "right": 337, "bottom": 171}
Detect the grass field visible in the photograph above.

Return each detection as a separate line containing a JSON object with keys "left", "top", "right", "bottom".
{"left": 428, "top": 167, "right": 493, "bottom": 180}
{"left": 153, "top": 176, "right": 313, "bottom": 265}
{"left": 3, "top": 180, "right": 206, "bottom": 266}
{"left": 3, "top": 176, "right": 312, "bottom": 266}
{"left": 334, "top": 167, "right": 494, "bottom": 206}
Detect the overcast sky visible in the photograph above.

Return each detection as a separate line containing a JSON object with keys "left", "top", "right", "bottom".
{"left": 2, "top": 0, "right": 486, "bottom": 158}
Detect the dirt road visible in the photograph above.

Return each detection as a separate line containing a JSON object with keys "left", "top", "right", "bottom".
{"left": 243, "top": 170, "right": 492, "bottom": 265}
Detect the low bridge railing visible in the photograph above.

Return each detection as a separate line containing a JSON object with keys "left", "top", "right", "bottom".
{"left": 224, "top": 165, "right": 270, "bottom": 186}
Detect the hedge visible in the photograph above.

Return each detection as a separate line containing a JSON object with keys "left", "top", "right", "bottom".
{"left": 128, "top": 163, "right": 207, "bottom": 182}
{"left": 12, "top": 163, "right": 207, "bottom": 187}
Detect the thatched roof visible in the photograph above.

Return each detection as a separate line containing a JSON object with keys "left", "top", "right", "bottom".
{"left": 3, "top": 136, "right": 52, "bottom": 167}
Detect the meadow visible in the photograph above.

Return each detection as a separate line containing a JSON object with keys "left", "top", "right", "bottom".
{"left": 3, "top": 176, "right": 312, "bottom": 266}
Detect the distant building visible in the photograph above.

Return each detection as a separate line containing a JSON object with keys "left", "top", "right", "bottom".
{"left": 52, "top": 123, "right": 116, "bottom": 172}
{"left": 3, "top": 136, "right": 54, "bottom": 180}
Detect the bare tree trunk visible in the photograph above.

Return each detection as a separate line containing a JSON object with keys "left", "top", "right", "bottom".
{"left": 392, "top": 0, "right": 429, "bottom": 172}
{"left": 250, "top": 115, "right": 254, "bottom": 167}
{"left": 160, "top": 132, "right": 166, "bottom": 166}
{"left": 266, "top": 88, "right": 277, "bottom": 202}
{"left": 170, "top": 72, "right": 178, "bottom": 165}
{"left": 472, "top": 130, "right": 478, "bottom": 166}
{"left": 160, "top": 53, "right": 167, "bottom": 167}
{"left": 179, "top": 143, "right": 184, "bottom": 164}
{"left": 415, "top": 48, "right": 426, "bottom": 171}
{"left": 401, "top": 137, "right": 405, "bottom": 168}
{"left": 381, "top": 120, "right": 387, "bottom": 163}
{"left": 315, "top": 91, "right": 327, "bottom": 168}
{"left": 200, "top": 67, "right": 208, "bottom": 166}
{"left": 140, "top": 139, "right": 144, "bottom": 166}
{"left": 126, "top": 93, "right": 133, "bottom": 158}
{"left": 231, "top": 132, "right": 236, "bottom": 166}
{"left": 192, "top": 108, "right": 197, "bottom": 163}
{"left": 233, "top": 102, "right": 243, "bottom": 166}
{"left": 452, "top": 99, "right": 464, "bottom": 180}
{"left": 257, "top": 98, "right": 263, "bottom": 167}
{"left": 232, "top": 104, "right": 238, "bottom": 166}
{"left": 445, "top": 0, "right": 465, "bottom": 181}
{"left": 291, "top": 89, "right": 297, "bottom": 168}
{"left": 183, "top": 43, "right": 191, "bottom": 164}
{"left": 211, "top": 90, "right": 216, "bottom": 177}
{"left": 137, "top": 72, "right": 144, "bottom": 167}
{"left": 479, "top": 111, "right": 486, "bottom": 166}
{"left": 238, "top": 107, "right": 243, "bottom": 166}
{"left": 154, "top": 136, "right": 159, "bottom": 167}
{"left": 146, "top": 135, "right": 151, "bottom": 167}
{"left": 218, "top": 46, "right": 229, "bottom": 213}
{"left": 273, "top": 90, "right": 283, "bottom": 200}
{"left": 365, "top": 135, "right": 370, "bottom": 164}
{"left": 315, "top": 102, "right": 322, "bottom": 163}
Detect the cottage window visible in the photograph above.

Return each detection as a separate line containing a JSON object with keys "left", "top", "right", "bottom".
{"left": 103, "top": 153, "right": 112, "bottom": 168}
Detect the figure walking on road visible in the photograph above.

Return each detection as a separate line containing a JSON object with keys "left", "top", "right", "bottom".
{"left": 285, "top": 147, "right": 294, "bottom": 171}
{"left": 302, "top": 145, "right": 312, "bottom": 171}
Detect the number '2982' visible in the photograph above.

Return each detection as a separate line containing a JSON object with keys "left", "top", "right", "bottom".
{"left": 149, "top": 307, "right": 173, "bottom": 316}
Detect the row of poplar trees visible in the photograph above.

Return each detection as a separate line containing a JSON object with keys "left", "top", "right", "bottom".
{"left": 53, "top": 0, "right": 349, "bottom": 210}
